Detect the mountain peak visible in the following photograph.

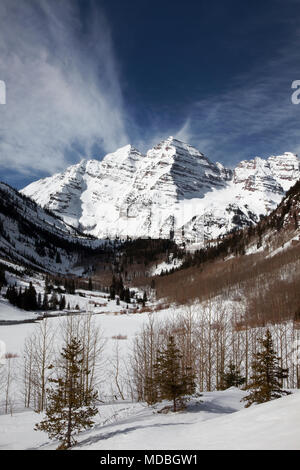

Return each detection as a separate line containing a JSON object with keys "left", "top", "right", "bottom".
{"left": 101, "top": 144, "right": 144, "bottom": 166}
{"left": 150, "top": 136, "right": 206, "bottom": 160}
{"left": 21, "top": 139, "right": 300, "bottom": 243}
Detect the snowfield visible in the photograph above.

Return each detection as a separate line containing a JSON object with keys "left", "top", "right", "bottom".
{"left": 0, "top": 299, "right": 38, "bottom": 322}
{"left": 0, "top": 282, "right": 298, "bottom": 451}
{"left": 0, "top": 388, "right": 299, "bottom": 450}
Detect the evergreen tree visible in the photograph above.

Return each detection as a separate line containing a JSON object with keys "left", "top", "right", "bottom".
{"left": 110, "top": 275, "right": 125, "bottom": 300}
{"left": 37, "top": 292, "right": 42, "bottom": 310}
{"left": 109, "top": 286, "right": 116, "bottom": 300}
{"left": 124, "top": 288, "right": 131, "bottom": 304}
{"left": 154, "top": 336, "right": 196, "bottom": 412}
{"left": 26, "top": 282, "right": 38, "bottom": 310}
{"left": 42, "top": 292, "right": 49, "bottom": 310}
{"left": 242, "top": 329, "right": 290, "bottom": 408}
{"left": 0, "top": 265, "right": 6, "bottom": 288}
{"left": 6, "top": 282, "right": 38, "bottom": 311}
{"left": 45, "top": 276, "right": 51, "bottom": 294}
{"left": 50, "top": 292, "right": 58, "bottom": 310}
{"left": 142, "top": 291, "right": 147, "bottom": 307}
{"left": 219, "top": 362, "right": 245, "bottom": 390}
{"left": 55, "top": 252, "right": 62, "bottom": 264}
{"left": 59, "top": 295, "right": 66, "bottom": 311}
{"left": 35, "top": 337, "right": 98, "bottom": 449}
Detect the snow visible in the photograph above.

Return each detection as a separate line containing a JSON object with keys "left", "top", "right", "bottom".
{"left": 0, "top": 388, "right": 299, "bottom": 450}
{"left": 0, "top": 282, "right": 299, "bottom": 450}
{"left": 21, "top": 137, "right": 300, "bottom": 244}
{"left": 0, "top": 299, "right": 37, "bottom": 322}
{"left": 0, "top": 182, "right": 103, "bottom": 275}
{"left": 150, "top": 258, "right": 183, "bottom": 276}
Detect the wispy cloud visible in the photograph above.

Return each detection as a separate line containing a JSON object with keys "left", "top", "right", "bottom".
{"left": 0, "top": 0, "right": 129, "bottom": 176}
{"left": 170, "top": 25, "right": 300, "bottom": 165}
{"left": 1, "top": 0, "right": 300, "bottom": 180}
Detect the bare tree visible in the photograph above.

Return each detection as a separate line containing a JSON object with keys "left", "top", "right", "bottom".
{"left": 3, "top": 353, "right": 18, "bottom": 415}
{"left": 110, "top": 341, "right": 125, "bottom": 400}
{"left": 22, "top": 319, "right": 55, "bottom": 411}
{"left": 58, "top": 314, "right": 106, "bottom": 402}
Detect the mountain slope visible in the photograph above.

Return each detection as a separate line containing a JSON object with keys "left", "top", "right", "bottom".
{"left": 154, "top": 177, "right": 300, "bottom": 326}
{"left": 0, "top": 182, "right": 103, "bottom": 274}
{"left": 22, "top": 138, "right": 300, "bottom": 243}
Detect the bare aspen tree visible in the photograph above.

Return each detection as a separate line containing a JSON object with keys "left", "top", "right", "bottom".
{"left": 3, "top": 353, "right": 18, "bottom": 415}
{"left": 176, "top": 307, "right": 197, "bottom": 383}
{"left": 35, "top": 319, "right": 55, "bottom": 411}
{"left": 23, "top": 335, "right": 35, "bottom": 408}
{"left": 131, "top": 314, "right": 161, "bottom": 403}
{"left": 79, "top": 314, "right": 106, "bottom": 397}
{"left": 111, "top": 340, "right": 125, "bottom": 400}
{"left": 0, "top": 352, "right": 6, "bottom": 403}
{"left": 203, "top": 302, "right": 214, "bottom": 391}
{"left": 22, "top": 319, "right": 55, "bottom": 411}
{"left": 194, "top": 307, "right": 206, "bottom": 391}
{"left": 59, "top": 314, "right": 106, "bottom": 402}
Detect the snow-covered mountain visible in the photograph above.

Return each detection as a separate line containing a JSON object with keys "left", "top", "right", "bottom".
{"left": 21, "top": 137, "right": 300, "bottom": 244}
{"left": 0, "top": 182, "right": 102, "bottom": 274}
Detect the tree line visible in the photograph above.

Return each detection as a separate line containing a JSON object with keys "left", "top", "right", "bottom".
{"left": 6, "top": 282, "right": 68, "bottom": 311}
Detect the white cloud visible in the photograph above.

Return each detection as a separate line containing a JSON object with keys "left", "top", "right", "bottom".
{"left": 0, "top": 0, "right": 129, "bottom": 175}
{"left": 171, "top": 26, "right": 300, "bottom": 165}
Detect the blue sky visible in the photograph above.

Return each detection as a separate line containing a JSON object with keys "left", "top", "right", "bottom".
{"left": 1, "top": 0, "right": 300, "bottom": 188}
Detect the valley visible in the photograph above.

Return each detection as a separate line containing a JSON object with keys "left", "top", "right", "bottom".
{"left": 0, "top": 138, "right": 300, "bottom": 451}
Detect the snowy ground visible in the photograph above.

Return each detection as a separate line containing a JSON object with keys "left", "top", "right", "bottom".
{"left": 0, "top": 388, "right": 299, "bottom": 450}
{"left": 0, "top": 299, "right": 38, "bottom": 322}
{"left": 0, "top": 280, "right": 298, "bottom": 451}
{"left": 150, "top": 257, "right": 183, "bottom": 276}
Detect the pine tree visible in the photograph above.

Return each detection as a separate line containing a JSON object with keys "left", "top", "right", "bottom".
{"left": 242, "top": 329, "right": 290, "bottom": 408}
{"left": 35, "top": 337, "right": 98, "bottom": 449}
{"left": 0, "top": 265, "right": 6, "bottom": 288}
{"left": 59, "top": 295, "right": 66, "bottom": 311}
{"left": 45, "top": 276, "right": 51, "bottom": 294}
{"left": 26, "top": 282, "right": 38, "bottom": 310}
{"left": 50, "top": 292, "right": 58, "bottom": 310}
{"left": 37, "top": 292, "right": 42, "bottom": 310}
{"left": 154, "top": 336, "right": 196, "bottom": 412}
{"left": 42, "top": 292, "right": 49, "bottom": 310}
{"left": 219, "top": 362, "right": 245, "bottom": 390}
{"left": 124, "top": 288, "right": 131, "bottom": 304}
{"left": 55, "top": 252, "right": 62, "bottom": 264}
{"left": 142, "top": 291, "right": 147, "bottom": 307}
{"left": 109, "top": 283, "right": 116, "bottom": 300}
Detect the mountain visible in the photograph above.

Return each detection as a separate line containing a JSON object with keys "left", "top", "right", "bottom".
{"left": 21, "top": 137, "right": 300, "bottom": 244}
{"left": 154, "top": 177, "right": 300, "bottom": 326}
{"left": 0, "top": 182, "right": 103, "bottom": 274}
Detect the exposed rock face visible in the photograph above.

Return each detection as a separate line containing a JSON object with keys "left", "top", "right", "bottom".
{"left": 233, "top": 154, "right": 299, "bottom": 194}
{"left": 21, "top": 138, "right": 300, "bottom": 244}
{"left": 0, "top": 182, "right": 100, "bottom": 274}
